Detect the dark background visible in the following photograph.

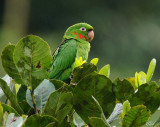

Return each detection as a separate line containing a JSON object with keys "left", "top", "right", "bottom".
{"left": 1, "top": 0, "right": 160, "bottom": 81}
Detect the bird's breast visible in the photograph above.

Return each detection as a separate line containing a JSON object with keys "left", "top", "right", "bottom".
{"left": 76, "top": 41, "right": 90, "bottom": 61}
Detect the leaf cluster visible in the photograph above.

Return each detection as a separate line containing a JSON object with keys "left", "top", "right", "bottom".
{"left": 0, "top": 35, "right": 160, "bottom": 127}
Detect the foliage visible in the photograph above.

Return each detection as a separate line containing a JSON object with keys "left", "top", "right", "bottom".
{"left": 0, "top": 35, "right": 160, "bottom": 126}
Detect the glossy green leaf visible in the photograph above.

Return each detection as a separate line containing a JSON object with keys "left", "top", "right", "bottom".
{"left": 122, "top": 105, "right": 151, "bottom": 127}
{"left": 26, "top": 79, "right": 55, "bottom": 114}
{"left": 19, "top": 100, "right": 32, "bottom": 115}
{"left": 113, "top": 78, "right": 134, "bottom": 103}
{"left": 13, "top": 35, "right": 52, "bottom": 90}
{"left": 22, "top": 114, "right": 56, "bottom": 127}
{"left": 0, "top": 78, "right": 23, "bottom": 114}
{"left": 90, "top": 58, "right": 99, "bottom": 65}
{"left": 1, "top": 103, "right": 20, "bottom": 116}
{"left": 129, "top": 82, "right": 160, "bottom": 114}
{"left": 121, "top": 100, "right": 131, "bottom": 120}
{"left": 0, "top": 75, "right": 12, "bottom": 103}
{"left": 1, "top": 44, "right": 23, "bottom": 84}
{"left": 73, "top": 73, "right": 115, "bottom": 124}
{"left": 17, "top": 85, "right": 27, "bottom": 103}
{"left": 89, "top": 117, "right": 109, "bottom": 127}
{"left": 146, "top": 58, "right": 156, "bottom": 83}
{"left": 71, "top": 63, "right": 97, "bottom": 84}
{"left": 43, "top": 91, "right": 73, "bottom": 123}
{"left": 49, "top": 79, "right": 73, "bottom": 92}
{"left": 92, "top": 96, "right": 111, "bottom": 126}
{"left": 17, "top": 85, "right": 31, "bottom": 114}
{"left": 99, "top": 64, "right": 110, "bottom": 78}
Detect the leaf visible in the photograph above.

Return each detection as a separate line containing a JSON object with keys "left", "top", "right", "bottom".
{"left": 146, "top": 58, "right": 156, "bottom": 83}
{"left": 90, "top": 58, "right": 99, "bottom": 65}
{"left": 15, "top": 84, "right": 21, "bottom": 94}
{"left": 0, "top": 75, "right": 14, "bottom": 102}
{"left": 135, "top": 72, "right": 139, "bottom": 88}
{"left": 22, "top": 114, "right": 56, "bottom": 127}
{"left": 46, "top": 122, "right": 56, "bottom": 127}
{"left": 5, "top": 113, "right": 25, "bottom": 127}
{"left": 121, "top": 100, "right": 131, "bottom": 120}
{"left": 1, "top": 103, "right": 20, "bottom": 116}
{"left": 74, "top": 57, "right": 87, "bottom": 68}
{"left": 50, "top": 79, "right": 73, "bottom": 92}
{"left": 13, "top": 35, "right": 52, "bottom": 90}
{"left": 89, "top": 117, "right": 109, "bottom": 127}
{"left": 71, "top": 62, "right": 97, "bottom": 84}
{"left": 0, "top": 87, "right": 4, "bottom": 99}
{"left": 17, "top": 85, "right": 27, "bottom": 103}
{"left": 43, "top": 91, "right": 73, "bottom": 123}
{"left": 0, "top": 78, "right": 23, "bottom": 114}
{"left": 135, "top": 71, "right": 146, "bottom": 87}
{"left": 99, "top": 64, "right": 110, "bottom": 78}
{"left": 129, "top": 82, "right": 160, "bottom": 114}
{"left": 127, "top": 77, "right": 137, "bottom": 90}
{"left": 19, "top": 100, "right": 32, "bottom": 115}
{"left": 92, "top": 96, "right": 111, "bottom": 126}
{"left": 1, "top": 44, "right": 23, "bottom": 84}
{"left": 17, "top": 85, "right": 31, "bottom": 114}
{"left": 26, "top": 79, "right": 55, "bottom": 114}
{"left": 113, "top": 78, "right": 134, "bottom": 103}
{"left": 73, "top": 112, "right": 85, "bottom": 127}
{"left": 0, "top": 102, "right": 3, "bottom": 126}
{"left": 47, "top": 119, "right": 72, "bottom": 127}
{"left": 122, "top": 105, "right": 151, "bottom": 127}
{"left": 73, "top": 73, "right": 115, "bottom": 124}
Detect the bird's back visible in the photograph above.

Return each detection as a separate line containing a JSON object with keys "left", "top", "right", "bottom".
{"left": 48, "top": 38, "right": 90, "bottom": 82}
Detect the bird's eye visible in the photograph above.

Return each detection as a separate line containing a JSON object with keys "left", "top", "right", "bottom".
{"left": 80, "top": 27, "right": 86, "bottom": 31}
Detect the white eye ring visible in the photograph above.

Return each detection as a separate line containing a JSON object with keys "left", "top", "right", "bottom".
{"left": 80, "top": 27, "right": 86, "bottom": 31}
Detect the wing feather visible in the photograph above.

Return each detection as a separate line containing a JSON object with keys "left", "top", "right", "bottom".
{"left": 48, "top": 39, "right": 77, "bottom": 80}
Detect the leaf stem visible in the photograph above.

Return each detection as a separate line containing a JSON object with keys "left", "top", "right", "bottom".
{"left": 30, "top": 89, "right": 38, "bottom": 114}
{"left": 30, "top": 45, "right": 38, "bottom": 114}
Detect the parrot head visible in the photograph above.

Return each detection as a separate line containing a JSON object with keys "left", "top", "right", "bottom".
{"left": 64, "top": 23, "right": 94, "bottom": 42}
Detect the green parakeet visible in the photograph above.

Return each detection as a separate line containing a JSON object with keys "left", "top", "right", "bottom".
{"left": 48, "top": 23, "right": 94, "bottom": 82}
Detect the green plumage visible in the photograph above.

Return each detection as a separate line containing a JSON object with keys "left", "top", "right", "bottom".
{"left": 48, "top": 23, "right": 94, "bottom": 82}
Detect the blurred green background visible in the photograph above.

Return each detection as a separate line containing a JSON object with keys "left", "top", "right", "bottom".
{"left": 0, "top": 0, "right": 160, "bottom": 80}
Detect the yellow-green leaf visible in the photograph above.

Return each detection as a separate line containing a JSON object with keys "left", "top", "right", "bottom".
{"left": 0, "top": 102, "right": 3, "bottom": 126}
{"left": 146, "top": 58, "right": 156, "bottom": 83}
{"left": 90, "top": 58, "right": 99, "bottom": 65}
{"left": 99, "top": 64, "right": 110, "bottom": 78}
{"left": 74, "top": 57, "right": 86, "bottom": 68}
{"left": 121, "top": 100, "right": 131, "bottom": 120}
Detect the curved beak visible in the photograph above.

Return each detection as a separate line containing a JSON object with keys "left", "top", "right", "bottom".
{"left": 86, "top": 30, "right": 94, "bottom": 42}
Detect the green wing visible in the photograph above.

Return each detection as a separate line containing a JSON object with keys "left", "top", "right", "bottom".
{"left": 48, "top": 39, "right": 77, "bottom": 81}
